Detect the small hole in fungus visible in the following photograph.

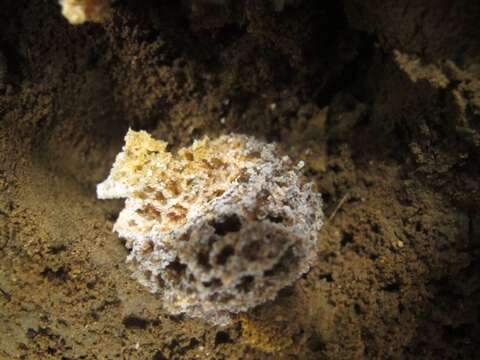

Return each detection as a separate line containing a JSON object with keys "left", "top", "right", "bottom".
{"left": 197, "top": 251, "right": 211, "bottom": 269}
{"left": 211, "top": 214, "right": 242, "bottom": 235}
{"left": 216, "top": 245, "right": 234, "bottom": 264}
{"left": 218, "top": 294, "right": 234, "bottom": 303}
{"left": 141, "top": 240, "right": 154, "bottom": 254}
{"left": 247, "top": 151, "right": 261, "bottom": 159}
{"left": 213, "top": 188, "right": 225, "bottom": 197}
{"left": 166, "top": 259, "right": 186, "bottom": 275}
{"left": 167, "top": 212, "right": 186, "bottom": 223}
{"left": 264, "top": 267, "right": 276, "bottom": 277}
{"left": 166, "top": 181, "right": 180, "bottom": 196}
{"left": 179, "top": 230, "right": 191, "bottom": 241}
{"left": 157, "top": 275, "right": 165, "bottom": 287}
{"left": 236, "top": 275, "right": 254, "bottom": 292}
{"left": 202, "top": 278, "right": 223, "bottom": 288}
{"left": 215, "top": 331, "right": 232, "bottom": 345}
{"left": 137, "top": 204, "right": 161, "bottom": 219}
{"left": 133, "top": 191, "right": 148, "bottom": 199}
{"left": 188, "top": 337, "right": 200, "bottom": 349}
{"left": 263, "top": 247, "right": 295, "bottom": 277}
{"left": 155, "top": 191, "right": 166, "bottom": 202}
{"left": 236, "top": 169, "right": 250, "bottom": 183}
{"left": 267, "top": 214, "right": 284, "bottom": 223}
{"left": 184, "top": 151, "right": 194, "bottom": 161}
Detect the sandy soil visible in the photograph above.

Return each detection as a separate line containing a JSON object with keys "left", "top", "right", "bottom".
{"left": 0, "top": 1, "right": 479, "bottom": 359}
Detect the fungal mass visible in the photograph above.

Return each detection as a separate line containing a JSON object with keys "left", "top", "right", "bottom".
{"left": 97, "top": 130, "right": 324, "bottom": 324}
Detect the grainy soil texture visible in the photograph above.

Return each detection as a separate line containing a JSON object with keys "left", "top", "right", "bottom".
{"left": 1, "top": 1, "right": 480, "bottom": 359}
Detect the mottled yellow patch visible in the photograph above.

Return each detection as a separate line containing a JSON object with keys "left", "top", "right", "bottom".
{"left": 239, "top": 314, "right": 294, "bottom": 353}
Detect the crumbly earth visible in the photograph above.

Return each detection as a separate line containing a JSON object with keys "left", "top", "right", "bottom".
{"left": 0, "top": 1, "right": 479, "bottom": 359}
{"left": 97, "top": 130, "right": 323, "bottom": 325}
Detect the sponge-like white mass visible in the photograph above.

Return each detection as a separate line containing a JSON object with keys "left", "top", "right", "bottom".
{"left": 98, "top": 130, "right": 324, "bottom": 324}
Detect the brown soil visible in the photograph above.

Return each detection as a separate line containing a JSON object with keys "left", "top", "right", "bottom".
{"left": 1, "top": 1, "right": 479, "bottom": 359}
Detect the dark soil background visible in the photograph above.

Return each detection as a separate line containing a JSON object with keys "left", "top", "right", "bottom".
{"left": 1, "top": 0, "right": 479, "bottom": 359}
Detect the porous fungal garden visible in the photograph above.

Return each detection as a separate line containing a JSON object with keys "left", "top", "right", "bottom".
{"left": 59, "top": 0, "right": 110, "bottom": 25}
{"left": 97, "top": 130, "right": 324, "bottom": 324}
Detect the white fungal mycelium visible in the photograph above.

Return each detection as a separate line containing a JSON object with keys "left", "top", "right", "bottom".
{"left": 97, "top": 130, "right": 324, "bottom": 324}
